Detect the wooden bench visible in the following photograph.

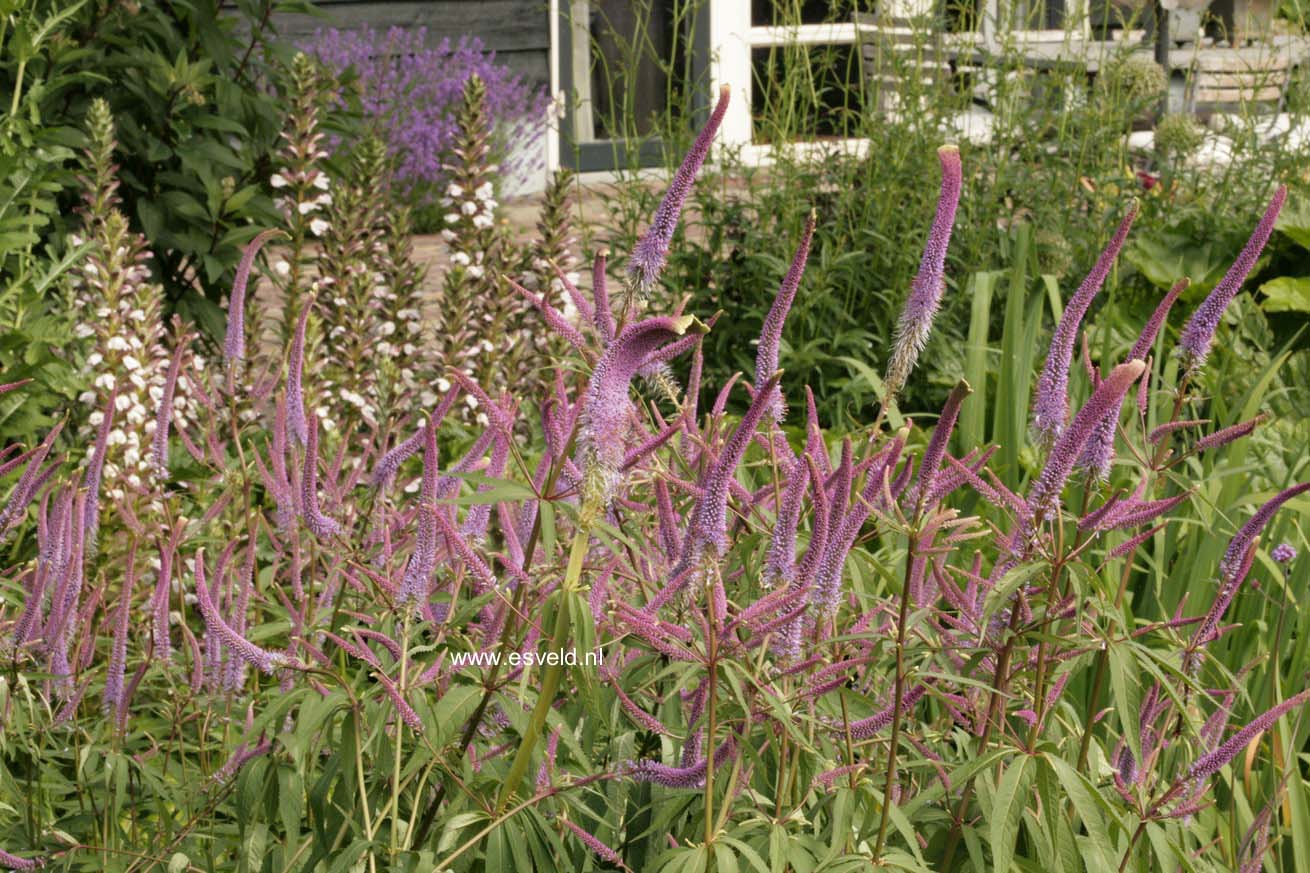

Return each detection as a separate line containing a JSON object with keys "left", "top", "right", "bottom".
{"left": 1178, "top": 46, "right": 1290, "bottom": 117}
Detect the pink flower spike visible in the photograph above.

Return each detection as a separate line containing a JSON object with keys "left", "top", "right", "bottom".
{"left": 152, "top": 335, "right": 190, "bottom": 474}
{"left": 0, "top": 848, "right": 44, "bottom": 870}
{"left": 628, "top": 86, "right": 730, "bottom": 296}
{"left": 561, "top": 819, "right": 629, "bottom": 870}
{"left": 1194, "top": 414, "right": 1267, "bottom": 454}
{"left": 225, "top": 229, "right": 282, "bottom": 364}
{"left": 194, "top": 549, "right": 286, "bottom": 675}
{"left": 1179, "top": 186, "right": 1287, "bottom": 374}
{"left": 1186, "top": 688, "right": 1310, "bottom": 784}
{"left": 286, "top": 300, "right": 312, "bottom": 445}
{"left": 910, "top": 379, "right": 972, "bottom": 510}
{"left": 301, "top": 417, "right": 342, "bottom": 539}
{"left": 1130, "top": 278, "right": 1188, "bottom": 361}
{"left": 885, "top": 145, "right": 963, "bottom": 397}
{"left": 755, "top": 210, "right": 816, "bottom": 422}
{"left": 1032, "top": 202, "right": 1138, "bottom": 448}
{"left": 511, "top": 278, "right": 590, "bottom": 353}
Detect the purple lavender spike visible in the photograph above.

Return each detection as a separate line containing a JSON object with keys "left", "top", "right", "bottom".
{"left": 0, "top": 421, "right": 64, "bottom": 537}
{"left": 628, "top": 86, "right": 730, "bottom": 296}
{"left": 1185, "top": 688, "right": 1310, "bottom": 785}
{"left": 761, "top": 458, "right": 810, "bottom": 589}
{"left": 1031, "top": 202, "right": 1138, "bottom": 448}
{"left": 537, "top": 726, "right": 562, "bottom": 791}
{"left": 461, "top": 433, "right": 510, "bottom": 540}
{"left": 592, "top": 250, "right": 615, "bottom": 343}
{"left": 561, "top": 820, "right": 625, "bottom": 868}
{"left": 373, "top": 391, "right": 460, "bottom": 487}
{"left": 301, "top": 418, "right": 342, "bottom": 539}
{"left": 1025, "top": 360, "right": 1147, "bottom": 523}
{"left": 152, "top": 529, "right": 180, "bottom": 660}
{"left": 1219, "top": 482, "right": 1310, "bottom": 583}
{"left": 884, "top": 145, "right": 963, "bottom": 398}
{"left": 576, "top": 315, "right": 702, "bottom": 518}
{"left": 103, "top": 545, "right": 135, "bottom": 718}
{"left": 0, "top": 847, "right": 44, "bottom": 870}
{"left": 194, "top": 549, "right": 286, "bottom": 675}
{"left": 512, "top": 279, "right": 590, "bottom": 353}
{"left": 286, "top": 301, "right": 312, "bottom": 446}
{"left": 152, "top": 336, "right": 189, "bottom": 474}
{"left": 225, "top": 229, "right": 282, "bottom": 364}
{"left": 677, "top": 372, "right": 782, "bottom": 573}
{"left": 375, "top": 670, "right": 424, "bottom": 732}
{"left": 1131, "top": 279, "right": 1188, "bottom": 361}
{"left": 1108, "top": 523, "right": 1166, "bottom": 559}
{"left": 397, "top": 421, "right": 440, "bottom": 607}
{"left": 910, "top": 380, "right": 971, "bottom": 510}
{"left": 1194, "top": 415, "right": 1267, "bottom": 454}
{"left": 1178, "top": 187, "right": 1287, "bottom": 375}
{"left": 848, "top": 684, "right": 929, "bottom": 739}
{"left": 755, "top": 211, "right": 816, "bottom": 422}
{"left": 654, "top": 478, "right": 682, "bottom": 563}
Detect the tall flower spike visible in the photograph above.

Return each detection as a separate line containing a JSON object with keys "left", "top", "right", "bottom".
{"left": 1031, "top": 202, "right": 1137, "bottom": 448}
{"left": 628, "top": 86, "right": 730, "bottom": 297}
{"left": 593, "top": 249, "right": 615, "bottom": 342}
{"left": 761, "top": 458, "right": 810, "bottom": 589}
{"left": 0, "top": 847, "right": 43, "bottom": 870}
{"left": 755, "top": 210, "right": 816, "bottom": 423}
{"left": 286, "top": 300, "right": 312, "bottom": 445}
{"left": 576, "top": 315, "right": 703, "bottom": 521}
{"left": 1178, "top": 186, "right": 1287, "bottom": 374}
{"left": 884, "top": 145, "right": 963, "bottom": 399}
{"left": 301, "top": 417, "right": 342, "bottom": 538}
{"left": 373, "top": 389, "right": 460, "bottom": 487}
{"left": 910, "top": 379, "right": 971, "bottom": 510}
{"left": 152, "top": 335, "right": 189, "bottom": 474}
{"left": 194, "top": 548, "right": 286, "bottom": 675}
{"left": 679, "top": 371, "right": 782, "bottom": 569}
{"left": 1025, "top": 359, "right": 1146, "bottom": 523}
{"left": 1185, "top": 688, "right": 1310, "bottom": 785}
{"left": 398, "top": 417, "right": 440, "bottom": 606}
{"left": 0, "top": 421, "right": 64, "bottom": 537}
{"left": 1217, "top": 481, "right": 1310, "bottom": 583}
{"left": 1130, "top": 278, "right": 1188, "bottom": 361}
{"left": 82, "top": 386, "right": 117, "bottom": 549}
{"left": 224, "top": 229, "right": 282, "bottom": 365}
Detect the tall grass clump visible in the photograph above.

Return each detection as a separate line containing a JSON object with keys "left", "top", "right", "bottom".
{"left": 2, "top": 84, "right": 1309, "bottom": 873}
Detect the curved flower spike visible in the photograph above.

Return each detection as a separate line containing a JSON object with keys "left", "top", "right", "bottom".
{"left": 397, "top": 418, "right": 440, "bottom": 606}
{"left": 628, "top": 86, "right": 730, "bottom": 296}
{"left": 1179, "top": 186, "right": 1287, "bottom": 374}
{"left": 286, "top": 300, "right": 312, "bottom": 446}
{"left": 1032, "top": 202, "right": 1137, "bottom": 448}
{"left": 592, "top": 249, "right": 615, "bottom": 342}
{"left": 1026, "top": 359, "right": 1146, "bottom": 523}
{"left": 152, "top": 335, "right": 190, "bottom": 474}
{"left": 884, "top": 145, "right": 963, "bottom": 398}
{"left": 301, "top": 417, "right": 342, "bottom": 539}
{"left": 761, "top": 457, "right": 810, "bottom": 589}
{"left": 1185, "top": 688, "right": 1310, "bottom": 785}
{"left": 576, "top": 315, "right": 705, "bottom": 520}
{"left": 755, "top": 210, "right": 816, "bottom": 422}
{"left": 194, "top": 548, "right": 286, "bottom": 675}
{"left": 372, "top": 390, "right": 461, "bottom": 487}
{"left": 1130, "top": 278, "right": 1189, "bottom": 361}
{"left": 910, "top": 379, "right": 971, "bottom": 511}
{"left": 224, "top": 229, "right": 283, "bottom": 364}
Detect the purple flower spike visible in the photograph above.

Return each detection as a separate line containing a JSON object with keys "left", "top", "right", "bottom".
{"left": 1025, "top": 360, "right": 1146, "bottom": 523}
{"left": 576, "top": 315, "right": 704, "bottom": 518}
{"left": 885, "top": 145, "right": 963, "bottom": 398}
{"left": 1130, "top": 278, "right": 1189, "bottom": 361}
{"left": 194, "top": 549, "right": 286, "bottom": 675}
{"left": 152, "top": 336, "right": 189, "bottom": 474}
{"left": 593, "top": 249, "right": 615, "bottom": 343}
{"left": 225, "top": 229, "right": 282, "bottom": 365}
{"left": 848, "top": 684, "right": 929, "bottom": 739}
{"left": 82, "top": 386, "right": 117, "bottom": 549}
{"left": 301, "top": 418, "right": 342, "bottom": 539}
{"left": 103, "top": 545, "right": 135, "bottom": 719}
{"left": 373, "top": 390, "right": 460, "bottom": 487}
{"left": 1179, "top": 186, "right": 1287, "bottom": 375}
{"left": 1, "top": 421, "right": 64, "bottom": 537}
{"left": 1219, "top": 482, "right": 1310, "bottom": 582}
{"left": 561, "top": 819, "right": 627, "bottom": 869}
{"left": 0, "top": 848, "right": 43, "bottom": 870}
{"left": 398, "top": 419, "right": 440, "bottom": 607}
{"left": 628, "top": 85, "right": 730, "bottom": 296}
{"left": 679, "top": 371, "right": 782, "bottom": 570}
{"left": 1272, "top": 543, "right": 1297, "bottom": 563}
{"left": 286, "top": 301, "right": 312, "bottom": 446}
{"left": 1185, "top": 688, "right": 1310, "bottom": 785}
{"left": 755, "top": 210, "right": 816, "bottom": 422}
{"left": 910, "top": 379, "right": 971, "bottom": 510}
{"left": 1032, "top": 202, "right": 1138, "bottom": 448}
{"left": 761, "top": 458, "right": 810, "bottom": 588}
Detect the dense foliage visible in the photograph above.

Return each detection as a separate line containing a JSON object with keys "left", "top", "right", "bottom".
{"left": 2, "top": 82, "right": 1308, "bottom": 873}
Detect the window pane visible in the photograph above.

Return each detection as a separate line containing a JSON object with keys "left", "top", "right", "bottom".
{"left": 751, "top": 0, "right": 862, "bottom": 27}
{"left": 750, "top": 43, "right": 863, "bottom": 143}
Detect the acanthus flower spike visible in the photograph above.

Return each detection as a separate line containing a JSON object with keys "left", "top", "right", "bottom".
{"left": 1178, "top": 186, "right": 1287, "bottom": 374}
{"left": 1031, "top": 201, "right": 1137, "bottom": 448}
{"left": 755, "top": 210, "right": 816, "bottom": 422}
{"left": 628, "top": 85, "right": 730, "bottom": 297}
{"left": 884, "top": 145, "right": 963, "bottom": 399}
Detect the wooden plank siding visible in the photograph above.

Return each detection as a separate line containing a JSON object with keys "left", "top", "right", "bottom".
{"left": 264, "top": 0, "right": 552, "bottom": 87}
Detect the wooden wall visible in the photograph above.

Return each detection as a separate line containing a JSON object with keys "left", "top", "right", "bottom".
{"left": 268, "top": 0, "right": 551, "bottom": 88}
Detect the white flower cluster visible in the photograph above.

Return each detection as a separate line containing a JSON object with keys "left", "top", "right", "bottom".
{"left": 272, "top": 168, "right": 332, "bottom": 237}
{"left": 441, "top": 181, "right": 497, "bottom": 278}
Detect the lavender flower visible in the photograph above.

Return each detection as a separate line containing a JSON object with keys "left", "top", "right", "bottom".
{"left": 301, "top": 417, "right": 342, "bottom": 539}
{"left": 224, "top": 229, "right": 282, "bottom": 364}
{"left": 1194, "top": 415, "right": 1267, "bottom": 454}
{"left": 755, "top": 211, "right": 815, "bottom": 422}
{"left": 1130, "top": 278, "right": 1188, "bottom": 361}
{"left": 909, "top": 379, "right": 971, "bottom": 510}
{"left": 81, "top": 386, "right": 117, "bottom": 550}
{"left": 1218, "top": 482, "right": 1310, "bottom": 582}
{"left": 848, "top": 684, "right": 929, "bottom": 739}
{"left": 102, "top": 546, "right": 134, "bottom": 718}
{"left": 0, "top": 421, "right": 64, "bottom": 537}
{"left": 560, "top": 820, "right": 627, "bottom": 869}
{"left": 0, "top": 848, "right": 43, "bottom": 870}
{"left": 576, "top": 315, "right": 702, "bottom": 520}
{"left": 1031, "top": 202, "right": 1137, "bottom": 447}
{"left": 194, "top": 549, "right": 286, "bottom": 675}
{"left": 287, "top": 301, "right": 312, "bottom": 446}
{"left": 678, "top": 371, "right": 782, "bottom": 572}
{"left": 1272, "top": 542, "right": 1297, "bottom": 563}
{"left": 1185, "top": 688, "right": 1310, "bottom": 785}
{"left": 1178, "top": 186, "right": 1287, "bottom": 374}
{"left": 884, "top": 145, "right": 963, "bottom": 398}
{"left": 1025, "top": 360, "right": 1147, "bottom": 523}
{"left": 628, "top": 86, "right": 730, "bottom": 296}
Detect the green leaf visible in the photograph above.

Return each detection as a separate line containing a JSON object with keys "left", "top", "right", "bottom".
{"left": 988, "top": 754, "right": 1032, "bottom": 873}
{"left": 1044, "top": 754, "right": 1120, "bottom": 871}
{"left": 1258, "top": 275, "right": 1310, "bottom": 313}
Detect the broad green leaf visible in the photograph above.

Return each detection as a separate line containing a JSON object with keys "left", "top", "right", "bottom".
{"left": 988, "top": 754, "right": 1032, "bottom": 872}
